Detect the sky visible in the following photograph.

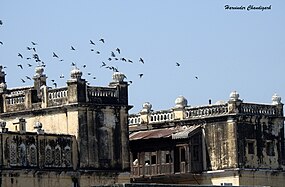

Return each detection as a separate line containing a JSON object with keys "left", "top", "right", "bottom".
{"left": 0, "top": 1, "right": 284, "bottom": 113}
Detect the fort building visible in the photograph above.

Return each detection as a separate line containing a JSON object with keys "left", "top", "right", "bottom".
{"left": 128, "top": 92, "right": 285, "bottom": 186}
{"left": 0, "top": 65, "right": 131, "bottom": 187}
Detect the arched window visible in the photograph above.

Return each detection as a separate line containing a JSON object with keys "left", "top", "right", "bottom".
{"left": 45, "top": 145, "right": 53, "bottom": 166}
{"left": 10, "top": 142, "right": 17, "bottom": 166}
{"left": 54, "top": 145, "right": 61, "bottom": 166}
{"left": 64, "top": 146, "right": 72, "bottom": 167}
{"left": 29, "top": 144, "right": 37, "bottom": 166}
{"left": 19, "top": 143, "right": 27, "bottom": 166}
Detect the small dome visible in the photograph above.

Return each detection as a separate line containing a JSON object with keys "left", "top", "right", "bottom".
{"left": 141, "top": 102, "right": 152, "bottom": 113}
{"left": 229, "top": 91, "right": 240, "bottom": 101}
{"left": 34, "top": 121, "right": 42, "bottom": 129}
{"left": 35, "top": 65, "right": 44, "bottom": 76}
{"left": 0, "top": 82, "right": 7, "bottom": 90}
{"left": 70, "top": 67, "right": 82, "bottom": 79}
{"left": 175, "top": 96, "right": 188, "bottom": 108}
{"left": 112, "top": 72, "right": 126, "bottom": 82}
{"left": 272, "top": 93, "right": 282, "bottom": 105}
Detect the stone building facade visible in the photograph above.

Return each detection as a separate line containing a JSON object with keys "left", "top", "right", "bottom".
{"left": 0, "top": 65, "right": 131, "bottom": 187}
{"left": 128, "top": 92, "right": 285, "bottom": 186}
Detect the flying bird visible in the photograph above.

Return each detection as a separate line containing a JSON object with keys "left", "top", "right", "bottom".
{"left": 99, "top": 38, "right": 105, "bottom": 43}
{"left": 31, "top": 41, "right": 37, "bottom": 45}
{"left": 53, "top": 52, "right": 59, "bottom": 58}
{"left": 90, "top": 40, "right": 95, "bottom": 45}
{"left": 32, "top": 47, "right": 36, "bottom": 52}
{"left": 111, "top": 51, "right": 116, "bottom": 57}
{"left": 71, "top": 46, "right": 75, "bottom": 50}
{"left": 18, "top": 53, "right": 23, "bottom": 58}
{"left": 128, "top": 59, "right": 133, "bottom": 63}
{"left": 91, "top": 49, "right": 94, "bottom": 51}
{"left": 96, "top": 51, "right": 100, "bottom": 54}
{"left": 0, "top": 41, "right": 3, "bottom": 45}
{"left": 0, "top": 20, "right": 2, "bottom": 25}
{"left": 17, "top": 64, "right": 23, "bottom": 69}
{"left": 71, "top": 62, "right": 76, "bottom": 66}
{"left": 27, "top": 63, "right": 32, "bottom": 67}
{"left": 26, "top": 76, "right": 31, "bottom": 80}
{"left": 139, "top": 58, "right": 144, "bottom": 64}
{"left": 121, "top": 58, "right": 126, "bottom": 62}
{"left": 26, "top": 57, "right": 31, "bottom": 60}
{"left": 116, "top": 48, "right": 120, "bottom": 54}
{"left": 83, "top": 64, "right": 86, "bottom": 68}
{"left": 108, "top": 58, "right": 112, "bottom": 61}
{"left": 93, "top": 77, "right": 96, "bottom": 79}
{"left": 195, "top": 76, "right": 198, "bottom": 79}
{"left": 87, "top": 73, "right": 91, "bottom": 75}
{"left": 176, "top": 62, "right": 180, "bottom": 67}
{"left": 51, "top": 79, "right": 55, "bottom": 82}
{"left": 27, "top": 47, "right": 32, "bottom": 50}
{"left": 139, "top": 73, "right": 143, "bottom": 78}
{"left": 60, "top": 74, "right": 64, "bottom": 78}
{"left": 21, "top": 78, "right": 25, "bottom": 83}
{"left": 100, "top": 61, "right": 106, "bottom": 67}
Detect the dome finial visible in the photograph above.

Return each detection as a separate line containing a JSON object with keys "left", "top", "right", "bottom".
{"left": 174, "top": 95, "right": 188, "bottom": 108}
{"left": 229, "top": 91, "right": 240, "bottom": 101}
{"left": 272, "top": 93, "right": 282, "bottom": 105}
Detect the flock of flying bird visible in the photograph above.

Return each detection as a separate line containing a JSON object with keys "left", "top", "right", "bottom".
{"left": 0, "top": 19, "right": 198, "bottom": 88}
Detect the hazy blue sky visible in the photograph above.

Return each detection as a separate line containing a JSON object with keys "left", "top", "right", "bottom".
{"left": 0, "top": 1, "right": 284, "bottom": 113}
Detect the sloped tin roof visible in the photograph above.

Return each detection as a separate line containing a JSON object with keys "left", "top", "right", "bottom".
{"left": 129, "top": 125, "right": 200, "bottom": 141}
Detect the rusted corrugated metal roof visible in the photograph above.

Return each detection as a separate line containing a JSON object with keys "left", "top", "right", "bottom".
{"left": 172, "top": 125, "right": 200, "bottom": 139}
{"left": 129, "top": 128, "right": 177, "bottom": 140}
{"left": 129, "top": 125, "right": 201, "bottom": 141}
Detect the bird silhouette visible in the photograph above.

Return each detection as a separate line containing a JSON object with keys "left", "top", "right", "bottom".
{"left": 108, "top": 58, "right": 112, "bottom": 61}
{"left": 128, "top": 59, "right": 133, "bottom": 63}
{"left": 114, "top": 58, "right": 119, "bottom": 61}
{"left": 27, "top": 47, "right": 32, "bottom": 50}
{"left": 87, "top": 73, "right": 91, "bottom": 75}
{"left": 96, "top": 51, "right": 100, "bottom": 54}
{"left": 111, "top": 51, "right": 116, "bottom": 57}
{"left": 53, "top": 82, "right": 57, "bottom": 88}
{"left": 71, "top": 46, "right": 75, "bottom": 50}
{"left": 116, "top": 48, "right": 121, "bottom": 54}
{"left": 121, "top": 58, "right": 127, "bottom": 62}
{"left": 176, "top": 62, "right": 180, "bottom": 66}
{"left": 139, "top": 58, "right": 144, "bottom": 64}
{"left": 26, "top": 57, "right": 31, "bottom": 60}
{"left": 31, "top": 41, "right": 37, "bottom": 45}
{"left": 18, "top": 53, "right": 23, "bottom": 58}
{"left": 51, "top": 79, "right": 55, "bottom": 82}
{"left": 195, "top": 76, "right": 198, "bottom": 79}
{"left": 101, "top": 61, "right": 106, "bottom": 67}
{"left": 17, "top": 64, "right": 23, "bottom": 69}
{"left": 53, "top": 52, "right": 59, "bottom": 58}
{"left": 0, "top": 41, "right": 3, "bottom": 45}
{"left": 71, "top": 62, "right": 76, "bottom": 66}
{"left": 99, "top": 38, "right": 105, "bottom": 43}
{"left": 26, "top": 76, "right": 31, "bottom": 80}
{"left": 93, "top": 77, "right": 96, "bottom": 79}
{"left": 139, "top": 73, "right": 143, "bottom": 78}
{"left": 83, "top": 64, "right": 86, "bottom": 68}
{"left": 91, "top": 49, "right": 94, "bottom": 51}
{"left": 60, "top": 59, "right": 64, "bottom": 62}
{"left": 27, "top": 63, "right": 32, "bottom": 67}
{"left": 60, "top": 74, "right": 64, "bottom": 78}
{"left": 21, "top": 78, "right": 25, "bottom": 83}
{"left": 90, "top": 40, "right": 95, "bottom": 45}
{"left": 32, "top": 47, "right": 36, "bottom": 52}
{"left": 128, "top": 81, "right": 133, "bottom": 84}
{"left": 0, "top": 20, "right": 2, "bottom": 25}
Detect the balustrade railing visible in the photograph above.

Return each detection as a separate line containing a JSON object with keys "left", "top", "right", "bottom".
{"left": 185, "top": 104, "right": 229, "bottom": 118}
{"left": 129, "top": 114, "right": 141, "bottom": 125}
{"left": 239, "top": 103, "right": 278, "bottom": 116}
{"left": 149, "top": 110, "right": 174, "bottom": 123}
{"left": 5, "top": 94, "right": 25, "bottom": 105}
{"left": 87, "top": 87, "right": 117, "bottom": 98}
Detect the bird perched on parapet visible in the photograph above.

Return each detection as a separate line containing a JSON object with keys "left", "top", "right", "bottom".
{"left": 53, "top": 82, "right": 57, "bottom": 88}
{"left": 99, "top": 38, "right": 105, "bottom": 43}
{"left": 116, "top": 48, "right": 120, "bottom": 54}
{"left": 90, "top": 40, "right": 95, "bottom": 45}
{"left": 176, "top": 62, "right": 180, "bottom": 66}
{"left": 18, "top": 53, "right": 23, "bottom": 58}
{"left": 139, "top": 58, "right": 144, "bottom": 64}
{"left": 139, "top": 73, "right": 143, "bottom": 78}
{"left": 71, "top": 46, "right": 75, "bottom": 50}
{"left": 17, "top": 64, "right": 23, "bottom": 69}
{"left": 26, "top": 76, "right": 31, "bottom": 80}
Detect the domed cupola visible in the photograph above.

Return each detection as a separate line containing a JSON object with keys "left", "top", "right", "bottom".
{"left": 174, "top": 95, "right": 188, "bottom": 109}
{"left": 272, "top": 93, "right": 282, "bottom": 105}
